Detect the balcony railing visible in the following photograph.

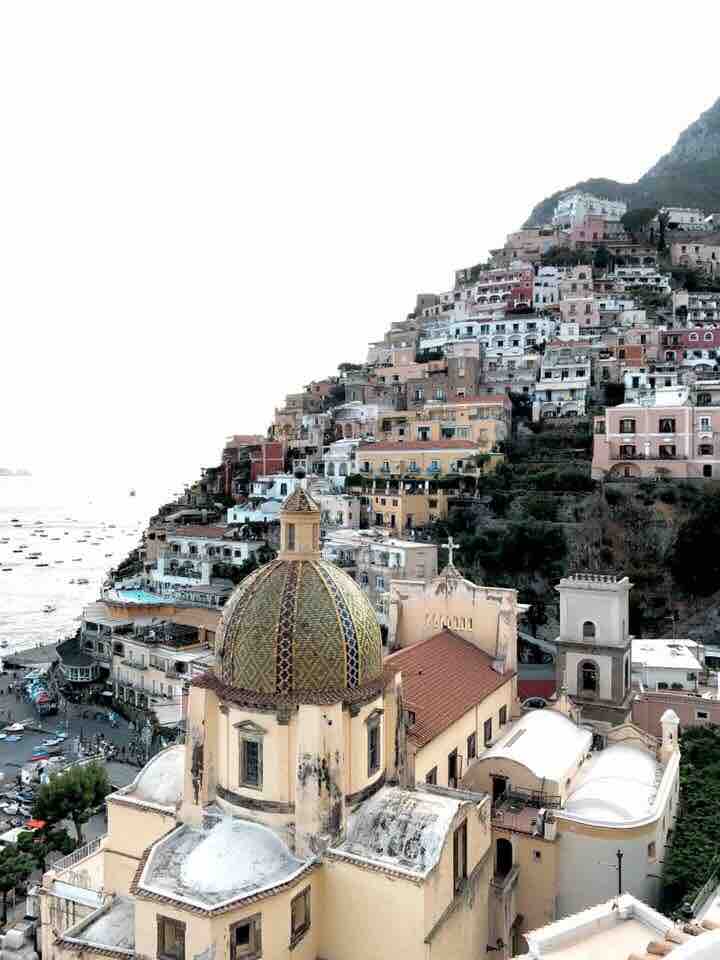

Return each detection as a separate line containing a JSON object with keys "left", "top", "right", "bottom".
{"left": 53, "top": 836, "right": 103, "bottom": 874}
{"left": 613, "top": 452, "right": 688, "bottom": 461}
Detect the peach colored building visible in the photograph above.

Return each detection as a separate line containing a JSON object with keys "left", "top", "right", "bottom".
{"left": 592, "top": 385, "right": 720, "bottom": 479}
{"left": 671, "top": 234, "right": 720, "bottom": 278}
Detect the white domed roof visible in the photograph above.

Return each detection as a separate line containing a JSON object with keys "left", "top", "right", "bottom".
{"left": 565, "top": 744, "right": 658, "bottom": 822}
{"left": 130, "top": 745, "right": 184, "bottom": 807}
{"left": 179, "top": 817, "right": 302, "bottom": 894}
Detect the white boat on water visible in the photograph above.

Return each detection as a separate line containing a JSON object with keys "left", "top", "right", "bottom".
{"left": 43, "top": 605, "right": 57, "bottom": 614}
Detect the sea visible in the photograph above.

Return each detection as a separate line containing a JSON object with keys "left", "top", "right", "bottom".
{"left": 0, "top": 475, "right": 170, "bottom": 655}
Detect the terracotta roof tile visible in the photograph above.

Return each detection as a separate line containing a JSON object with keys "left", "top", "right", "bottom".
{"left": 384, "top": 631, "right": 514, "bottom": 747}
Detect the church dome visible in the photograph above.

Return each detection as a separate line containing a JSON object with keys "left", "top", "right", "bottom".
{"left": 215, "top": 488, "right": 383, "bottom": 702}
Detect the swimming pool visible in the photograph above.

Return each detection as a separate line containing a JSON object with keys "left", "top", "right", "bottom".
{"left": 116, "top": 589, "right": 167, "bottom": 605}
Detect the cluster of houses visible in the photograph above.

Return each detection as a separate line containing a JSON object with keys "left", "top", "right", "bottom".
{"left": 41, "top": 189, "right": 720, "bottom": 960}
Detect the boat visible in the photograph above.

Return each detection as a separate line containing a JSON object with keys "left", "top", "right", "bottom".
{"left": 72, "top": 557, "right": 82, "bottom": 561}
{"left": 77, "top": 578, "right": 90, "bottom": 585}
{"left": 0, "top": 641, "right": 8, "bottom": 648}
{"left": 36, "top": 563, "right": 49, "bottom": 567}
{"left": 2, "top": 568, "right": 12, "bottom": 572}
{"left": 43, "top": 605, "right": 56, "bottom": 614}
{"left": 129, "top": 489, "right": 136, "bottom": 496}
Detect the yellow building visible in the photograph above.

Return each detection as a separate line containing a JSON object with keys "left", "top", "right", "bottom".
{"left": 367, "top": 488, "right": 448, "bottom": 529}
{"left": 40, "top": 489, "right": 495, "bottom": 960}
{"left": 358, "top": 439, "right": 484, "bottom": 478}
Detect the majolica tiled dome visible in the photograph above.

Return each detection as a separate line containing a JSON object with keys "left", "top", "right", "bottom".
{"left": 216, "top": 557, "right": 383, "bottom": 699}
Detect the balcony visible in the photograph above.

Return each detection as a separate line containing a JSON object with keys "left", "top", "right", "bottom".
{"left": 613, "top": 451, "right": 688, "bottom": 462}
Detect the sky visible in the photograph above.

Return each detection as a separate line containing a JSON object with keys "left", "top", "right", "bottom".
{"left": 1, "top": 1, "right": 720, "bottom": 497}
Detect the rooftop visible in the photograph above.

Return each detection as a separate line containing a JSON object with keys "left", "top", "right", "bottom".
{"left": 384, "top": 631, "right": 513, "bottom": 747}
{"left": 479, "top": 708, "right": 592, "bottom": 784}
{"left": 138, "top": 816, "right": 309, "bottom": 910}
{"left": 62, "top": 897, "right": 135, "bottom": 954}
{"left": 115, "top": 744, "right": 185, "bottom": 809}
{"left": 564, "top": 743, "right": 660, "bottom": 823}
{"left": 330, "top": 785, "right": 472, "bottom": 878}
{"left": 632, "top": 639, "right": 702, "bottom": 673}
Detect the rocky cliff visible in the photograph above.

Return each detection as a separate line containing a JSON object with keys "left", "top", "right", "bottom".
{"left": 524, "top": 96, "right": 720, "bottom": 227}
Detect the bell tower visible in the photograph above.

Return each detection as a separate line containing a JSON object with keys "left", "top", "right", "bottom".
{"left": 554, "top": 574, "right": 633, "bottom": 727}
{"left": 278, "top": 487, "right": 321, "bottom": 560}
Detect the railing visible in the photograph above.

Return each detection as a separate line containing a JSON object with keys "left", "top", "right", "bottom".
{"left": 493, "top": 786, "right": 562, "bottom": 812}
{"left": 612, "top": 452, "right": 689, "bottom": 461}
{"left": 53, "top": 836, "right": 103, "bottom": 874}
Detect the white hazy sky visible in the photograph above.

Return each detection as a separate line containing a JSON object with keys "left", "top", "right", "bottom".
{"left": 1, "top": 1, "right": 719, "bottom": 496}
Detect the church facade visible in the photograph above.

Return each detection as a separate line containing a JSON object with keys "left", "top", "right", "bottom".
{"left": 39, "top": 491, "right": 495, "bottom": 960}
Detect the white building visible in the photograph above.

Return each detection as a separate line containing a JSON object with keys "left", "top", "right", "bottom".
{"left": 533, "top": 267, "right": 563, "bottom": 307}
{"left": 657, "top": 206, "right": 708, "bottom": 230}
{"left": 251, "top": 473, "right": 302, "bottom": 500}
{"left": 317, "top": 492, "right": 361, "bottom": 530}
{"left": 322, "top": 438, "right": 360, "bottom": 487}
{"left": 624, "top": 365, "right": 680, "bottom": 402}
{"left": 613, "top": 267, "right": 672, "bottom": 291}
{"left": 552, "top": 191, "right": 627, "bottom": 229}
{"left": 153, "top": 526, "right": 265, "bottom": 588}
{"left": 632, "top": 638, "right": 703, "bottom": 692}
{"left": 533, "top": 344, "right": 591, "bottom": 421}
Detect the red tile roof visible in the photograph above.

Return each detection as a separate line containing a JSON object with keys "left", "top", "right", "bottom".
{"left": 165, "top": 525, "right": 229, "bottom": 540}
{"left": 383, "top": 631, "right": 514, "bottom": 747}
{"left": 359, "top": 440, "right": 478, "bottom": 452}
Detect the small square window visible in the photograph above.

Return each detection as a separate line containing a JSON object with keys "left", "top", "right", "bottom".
{"left": 697, "top": 710, "right": 709, "bottom": 721}
{"left": 240, "top": 738, "right": 263, "bottom": 789}
{"left": 648, "top": 842, "right": 656, "bottom": 861}
{"left": 230, "top": 914, "right": 262, "bottom": 960}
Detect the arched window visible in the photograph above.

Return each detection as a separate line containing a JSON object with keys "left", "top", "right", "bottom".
{"left": 580, "top": 661, "right": 598, "bottom": 694}
{"left": 582, "top": 621, "right": 596, "bottom": 640}
{"left": 495, "top": 838, "right": 513, "bottom": 880}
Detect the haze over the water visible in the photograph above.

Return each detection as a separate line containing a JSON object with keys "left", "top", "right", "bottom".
{"left": 1, "top": 1, "right": 719, "bottom": 495}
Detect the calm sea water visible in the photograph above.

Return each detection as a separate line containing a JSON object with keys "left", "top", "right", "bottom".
{"left": 0, "top": 476, "right": 166, "bottom": 653}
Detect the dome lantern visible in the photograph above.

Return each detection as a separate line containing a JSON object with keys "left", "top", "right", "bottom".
{"left": 279, "top": 486, "right": 321, "bottom": 560}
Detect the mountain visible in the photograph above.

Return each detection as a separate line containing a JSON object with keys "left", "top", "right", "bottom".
{"left": 524, "top": 97, "right": 720, "bottom": 227}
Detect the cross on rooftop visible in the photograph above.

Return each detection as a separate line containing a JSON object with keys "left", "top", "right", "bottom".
{"left": 442, "top": 536, "right": 458, "bottom": 567}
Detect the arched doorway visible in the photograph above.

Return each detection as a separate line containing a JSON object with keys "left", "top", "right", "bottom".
{"left": 579, "top": 660, "right": 599, "bottom": 696}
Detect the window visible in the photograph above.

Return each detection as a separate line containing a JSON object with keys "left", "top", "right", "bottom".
{"left": 659, "top": 418, "right": 676, "bottom": 434}
{"left": 448, "top": 748, "right": 459, "bottom": 788}
{"left": 704, "top": 465, "right": 713, "bottom": 478}
{"left": 230, "top": 915, "right": 261, "bottom": 960}
{"left": 697, "top": 710, "right": 709, "bottom": 721}
{"left": 582, "top": 621, "right": 596, "bottom": 639}
{"left": 367, "top": 718, "right": 380, "bottom": 776}
{"left": 290, "top": 887, "right": 311, "bottom": 946}
{"left": 467, "top": 732, "right": 476, "bottom": 760}
{"left": 157, "top": 917, "right": 185, "bottom": 960}
{"left": 426, "top": 766, "right": 437, "bottom": 785}
{"left": 648, "top": 842, "right": 656, "bottom": 862}
{"left": 287, "top": 523, "right": 296, "bottom": 551}
{"left": 241, "top": 737, "right": 263, "bottom": 788}
{"left": 580, "top": 661, "right": 598, "bottom": 694}
{"left": 453, "top": 821, "right": 467, "bottom": 892}
{"left": 532, "top": 849, "right": 542, "bottom": 862}
{"left": 499, "top": 705, "right": 507, "bottom": 727}
{"left": 484, "top": 717, "right": 493, "bottom": 746}
{"left": 619, "top": 418, "right": 636, "bottom": 434}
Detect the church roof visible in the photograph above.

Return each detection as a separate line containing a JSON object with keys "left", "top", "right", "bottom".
{"left": 384, "top": 630, "right": 514, "bottom": 747}
{"left": 215, "top": 557, "right": 383, "bottom": 701}
{"left": 282, "top": 487, "right": 320, "bottom": 512}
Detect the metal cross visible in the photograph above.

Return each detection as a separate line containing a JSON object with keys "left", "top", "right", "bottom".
{"left": 442, "top": 536, "right": 457, "bottom": 566}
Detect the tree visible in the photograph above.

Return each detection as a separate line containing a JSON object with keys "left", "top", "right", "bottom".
{"left": 620, "top": 207, "right": 657, "bottom": 241}
{"left": 593, "top": 244, "right": 612, "bottom": 271}
{"left": 658, "top": 209, "right": 670, "bottom": 252}
{"left": 0, "top": 844, "right": 33, "bottom": 923}
{"left": 671, "top": 492, "right": 720, "bottom": 596}
{"left": 32, "top": 762, "right": 111, "bottom": 845}
{"left": 16, "top": 826, "right": 75, "bottom": 875}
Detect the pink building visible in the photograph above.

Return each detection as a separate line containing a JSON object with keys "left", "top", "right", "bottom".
{"left": 592, "top": 384, "right": 720, "bottom": 479}
{"left": 632, "top": 689, "right": 720, "bottom": 738}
